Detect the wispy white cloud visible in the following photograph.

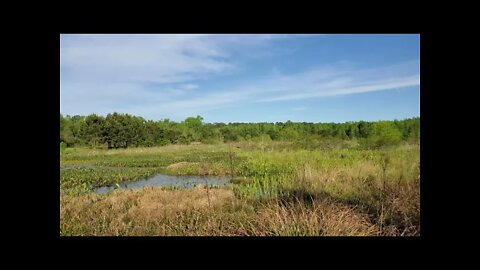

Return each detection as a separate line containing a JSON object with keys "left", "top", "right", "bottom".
{"left": 60, "top": 34, "right": 419, "bottom": 120}
{"left": 257, "top": 74, "right": 419, "bottom": 102}
{"left": 60, "top": 34, "right": 310, "bottom": 86}
{"left": 120, "top": 60, "right": 419, "bottom": 119}
{"left": 61, "top": 34, "right": 234, "bottom": 85}
{"left": 61, "top": 34, "right": 306, "bottom": 116}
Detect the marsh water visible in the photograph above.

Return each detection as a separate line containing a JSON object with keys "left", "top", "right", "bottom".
{"left": 94, "top": 174, "right": 231, "bottom": 194}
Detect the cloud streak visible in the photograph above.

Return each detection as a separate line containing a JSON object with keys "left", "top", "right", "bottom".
{"left": 129, "top": 60, "right": 420, "bottom": 117}
{"left": 61, "top": 34, "right": 234, "bottom": 85}
{"left": 60, "top": 34, "right": 419, "bottom": 120}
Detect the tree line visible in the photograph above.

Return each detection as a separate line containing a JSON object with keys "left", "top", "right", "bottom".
{"left": 60, "top": 113, "right": 420, "bottom": 149}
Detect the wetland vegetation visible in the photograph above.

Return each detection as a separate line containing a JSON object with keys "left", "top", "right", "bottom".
{"left": 60, "top": 116, "right": 420, "bottom": 236}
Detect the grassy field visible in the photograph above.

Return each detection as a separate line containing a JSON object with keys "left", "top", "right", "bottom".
{"left": 60, "top": 141, "right": 420, "bottom": 236}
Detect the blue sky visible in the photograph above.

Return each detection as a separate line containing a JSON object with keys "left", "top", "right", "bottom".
{"left": 60, "top": 34, "right": 420, "bottom": 123}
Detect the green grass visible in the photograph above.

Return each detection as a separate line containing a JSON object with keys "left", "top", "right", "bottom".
{"left": 60, "top": 141, "right": 420, "bottom": 236}
{"left": 60, "top": 167, "right": 164, "bottom": 190}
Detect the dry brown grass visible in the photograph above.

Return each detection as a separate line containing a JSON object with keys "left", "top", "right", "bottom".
{"left": 289, "top": 160, "right": 420, "bottom": 236}
{"left": 254, "top": 198, "right": 379, "bottom": 236}
{"left": 60, "top": 187, "right": 234, "bottom": 236}
{"left": 60, "top": 185, "right": 383, "bottom": 236}
{"left": 166, "top": 162, "right": 199, "bottom": 171}
{"left": 60, "top": 143, "right": 419, "bottom": 236}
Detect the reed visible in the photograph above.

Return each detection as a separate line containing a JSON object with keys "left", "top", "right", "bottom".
{"left": 60, "top": 141, "right": 420, "bottom": 236}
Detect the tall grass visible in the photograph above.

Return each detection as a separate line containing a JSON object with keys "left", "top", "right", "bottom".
{"left": 60, "top": 142, "right": 420, "bottom": 236}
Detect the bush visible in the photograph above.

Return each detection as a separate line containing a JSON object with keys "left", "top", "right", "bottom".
{"left": 364, "top": 121, "right": 402, "bottom": 149}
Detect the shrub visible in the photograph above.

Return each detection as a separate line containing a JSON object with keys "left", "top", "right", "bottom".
{"left": 364, "top": 121, "right": 402, "bottom": 149}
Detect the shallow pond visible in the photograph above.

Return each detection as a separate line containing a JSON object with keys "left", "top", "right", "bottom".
{"left": 94, "top": 174, "right": 231, "bottom": 194}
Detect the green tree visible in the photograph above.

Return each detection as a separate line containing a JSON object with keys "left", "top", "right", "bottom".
{"left": 58, "top": 111, "right": 419, "bottom": 148}
{"left": 184, "top": 116, "right": 203, "bottom": 129}
{"left": 368, "top": 121, "right": 402, "bottom": 148}
{"left": 278, "top": 126, "right": 299, "bottom": 140}
{"left": 80, "top": 114, "right": 105, "bottom": 147}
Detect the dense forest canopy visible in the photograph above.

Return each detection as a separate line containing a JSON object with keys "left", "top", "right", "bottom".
{"left": 60, "top": 113, "right": 420, "bottom": 149}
